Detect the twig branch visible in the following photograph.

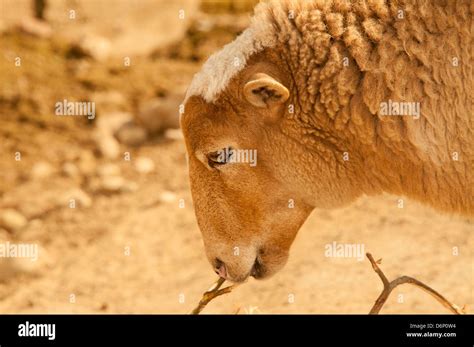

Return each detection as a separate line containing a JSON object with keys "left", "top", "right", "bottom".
{"left": 191, "top": 277, "right": 240, "bottom": 314}
{"left": 366, "top": 253, "right": 464, "bottom": 314}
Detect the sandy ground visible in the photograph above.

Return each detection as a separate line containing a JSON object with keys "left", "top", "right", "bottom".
{"left": 0, "top": 0, "right": 472, "bottom": 314}
{"left": 1, "top": 0, "right": 199, "bottom": 56}
{"left": 0, "top": 151, "right": 472, "bottom": 314}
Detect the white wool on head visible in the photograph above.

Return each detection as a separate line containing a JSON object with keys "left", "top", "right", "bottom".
{"left": 184, "top": 3, "right": 277, "bottom": 104}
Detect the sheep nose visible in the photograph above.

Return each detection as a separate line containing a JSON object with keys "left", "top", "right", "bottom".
{"left": 214, "top": 258, "right": 227, "bottom": 279}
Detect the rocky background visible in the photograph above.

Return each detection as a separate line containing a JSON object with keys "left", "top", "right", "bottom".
{"left": 0, "top": 0, "right": 472, "bottom": 314}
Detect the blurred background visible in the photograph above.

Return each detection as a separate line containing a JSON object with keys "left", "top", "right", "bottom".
{"left": 0, "top": 0, "right": 472, "bottom": 314}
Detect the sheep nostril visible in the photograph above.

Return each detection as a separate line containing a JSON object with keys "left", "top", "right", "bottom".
{"left": 214, "top": 258, "right": 227, "bottom": 279}
{"left": 250, "top": 258, "right": 260, "bottom": 277}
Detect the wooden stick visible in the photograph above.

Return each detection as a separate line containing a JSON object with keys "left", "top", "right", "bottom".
{"left": 191, "top": 277, "right": 239, "bottom": 314}
{"left": 366, "top": 253, "right": 464, "bottom": 314}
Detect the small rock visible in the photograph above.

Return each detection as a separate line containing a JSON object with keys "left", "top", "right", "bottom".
{"left": 95, "top": 130, "right": 121, "bottom": 159}
{"left": 100, "top": 176, "right": 125, "bottom": 193}
{"left": 115, "top": 122, "right": 147, "bottom": 146}
{"left": 71, "top": 35, "right": 111, "bottom": 61}
{"left": 9, "top": 245, "right": 50, "bottom": 277}
{"left": 66, "top": 189, "right": 92, "bottom": 208}
{"left": 68, "top": 60, "right": 91, "bottom": 76}
{"left": 121, "top": 181, "right": 139, "bottom": 193}
{"left": 134, "top": 157, "right": 155, "bottom": 174}
{"left": 0, "top": 234, "right": 47, "bottom": 280}
{"left": 96, "top": 112, "right": 133, "bottom": 134}
{"left": 17, "top": 17, "right": 52, "bottom": 38}
{"left": 89, "top": 175, "right": 137, "bottom": 195}
{"left": 96, "top": 163, "right": 121, "bottom": 177}
{"left": 137, "top": 95, "right": 182, "bottom": 135}
{"left": 159, "top": 191, "right": 177, "bottom": 203}
{"left": 31, "top": 161, "right": 55, "bottom": 179}
{"left": 164, "top": 128, "right": 183, "bottom": 141}
{"left": 62, "top": 162, "right": 80, "bottom": 178}
{"left": 9, "top": 257, "right": 41, "bottom": 275}
{"left": 195, "top": 17, "right": 214, "bottom": 32}
{"left": 0, "top": 209, "right": 28, "bottom": 232}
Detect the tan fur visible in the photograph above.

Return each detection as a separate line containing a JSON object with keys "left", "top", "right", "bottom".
{"left": 181, "top": 0, "right": 473, "bottom": 282}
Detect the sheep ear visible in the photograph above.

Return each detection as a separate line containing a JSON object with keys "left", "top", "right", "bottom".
{"left": 243, "top": 73, "right": 289, "bottom": 108}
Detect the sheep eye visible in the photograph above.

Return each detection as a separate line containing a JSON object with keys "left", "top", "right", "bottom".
{"left": 207, "top": 147, "right": 234, "bottom": 168}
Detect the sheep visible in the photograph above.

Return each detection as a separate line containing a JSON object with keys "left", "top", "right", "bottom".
{"left": 180, "top": 0, "right": 473, "bottom": 283}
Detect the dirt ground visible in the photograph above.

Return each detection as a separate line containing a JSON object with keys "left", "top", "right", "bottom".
{"left": 0, "top": 0, "right": 472, "bottom": 314}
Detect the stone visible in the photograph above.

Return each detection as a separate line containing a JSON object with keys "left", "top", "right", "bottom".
{"left": 121, "top": 181, "right": 139, "bottom": 193}
{"left": 0, "top": 209, "right": 28, "bottom": 232}
{"left": 99, "top": 176, "right": 125, "bottom": 193}
{"left": 96, "top": 163, "right": 121, "bottom": 177}
{"left": 136, "top": 95, "right": 182, "bottom": 135}
{"left": 164, "top": 128, "right": 184, "bottom": 141}
{"left": 31, "top": 161, "right": 55, "bottom": 179}
{"left": 115, "top": 122, "right": 147, "bottom": 146}
{"left": 17, "top": 17, "right": 52, "bottom": 39}
{"left": 71, "top": 35, "right": 111, "bottom": 61}
{"left": 89, "top": 176, "right": 137, "bottom": 194}
{"left": 0, "top": 245, "right": 51, "bottom": 279}
{"left": 65, "top": 189, "right": 92, "bottom": 208}
{"left": 134, "top": 157, "right": 155, "bottom": 174}
{"left": 95, "top": 129, "right": 121, "bottom": 160}
{"left": 96, "top": 112, "right": 133, "bottom": 134}
{"left": 159, "top": 191, "right": 177, "bottom": 203}
{"left": 62, "top": 162, "right": 80, "bottom": 178}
